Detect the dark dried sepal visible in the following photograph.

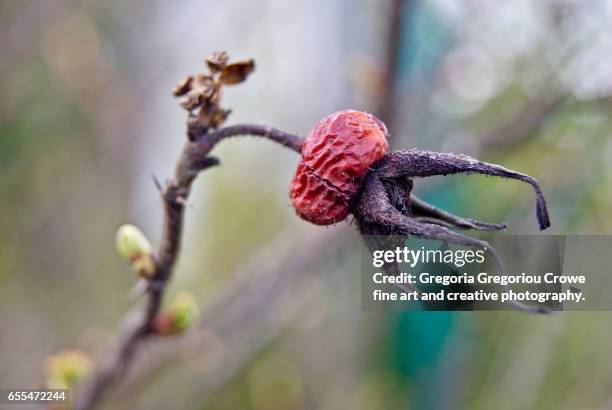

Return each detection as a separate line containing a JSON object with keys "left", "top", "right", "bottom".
{"left": 376, "top": 149, "right": 551, "bottom": 230}
{"left": 352, "top": 149, "right": 552, "bottom": 314}
{"left": 409, "top": 196, "right": 507, "bottom": 231}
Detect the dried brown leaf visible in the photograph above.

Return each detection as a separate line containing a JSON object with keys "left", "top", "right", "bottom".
{"left": 193, "top": 75, "right": 215, "bottom": 96}
{"left": 177, "top": 75, "right": 217, "bottom": 111}
{"left": 172, "top": 76, "right": 193, "bottom": 96}
{"left": 219, "top": 59, "right": 255, "bottom": 85}
{"left": 179, "top": 91, "right": 205, "bottom": 111}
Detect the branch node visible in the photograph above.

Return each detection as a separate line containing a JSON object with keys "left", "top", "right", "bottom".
{"left": 163, "top": 185, "right": 189, "bottom": 208}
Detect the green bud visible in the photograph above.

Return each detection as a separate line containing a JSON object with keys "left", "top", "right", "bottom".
{"left": 168, "top": 292, "right": 199, "bottom": 333}
{"left": 45, "top": 350, "right": 93, "bottom": 390}
{"left": 116, "top": 224, "right": 153, "bottom": 259}
{"left": 115, "top": 224, "right": 155, "bottom": 278}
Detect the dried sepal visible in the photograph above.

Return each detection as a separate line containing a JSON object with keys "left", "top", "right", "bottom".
{"left": 375, "top": 149, "right": 551, "bottom": 230}
{"left": 219, "top": 59, "right": 255, "bottom": 85}
{"left": 179, "top": 94, "right": 202, "bottom": 111}
{"left": 195, "top": 97, "right": 228, "bottom": 129}
{"left": 172, "top": 75, "right": 194, "bottom": 97}
{"left": 178, "top": 74, "right": 215, "bottom": 111}
{"left": 351, "top": 145, "right": 552, "bottom": 314}
{"left": 174, "top": 52, "right": 255, "bottom": 132}
{"left": 205, "top": 51, "right": 230, "bottom": 72}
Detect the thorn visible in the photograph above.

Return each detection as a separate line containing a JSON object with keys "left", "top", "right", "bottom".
{"left": 194, "top": 156, "right": 220, "bottom": 171}
{"left": 151, "top": 174, "right": 163, "bottom": 193}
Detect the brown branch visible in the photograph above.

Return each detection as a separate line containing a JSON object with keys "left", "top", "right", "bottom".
{"left": 378, "top": 0, "right": 410, "bottom": 131}
{"left": 74, "top": 124, "right": 303, "bottom": 410}
{"left": 75, "top": 13, "right": 411, "bottom": 406}
{"left": 189, "top": 122, "right": 303, "bottom": 153}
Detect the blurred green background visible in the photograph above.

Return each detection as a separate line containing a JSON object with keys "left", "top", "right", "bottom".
{"left": 1, "top": 0, "right": 612, "bottom": 409}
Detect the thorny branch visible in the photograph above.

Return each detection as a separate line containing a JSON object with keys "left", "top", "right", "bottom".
{"left": 75, "top": 49, "right": 551, "bottom": 409}
{"left": 75, "top": 130, "right": 302, "bottom": 410}
{"left": 74, "top": 53, "right": 301, "bottom": 410}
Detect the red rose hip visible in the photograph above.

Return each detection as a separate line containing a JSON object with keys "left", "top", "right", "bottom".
{"left": 290, "top": 110, "right": 389, "bottom": 225}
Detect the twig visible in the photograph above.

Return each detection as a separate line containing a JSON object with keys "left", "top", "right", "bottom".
{"left": 379, "top": 0, "right": 410, "bottom": 131}
{"left": 189, "top": 122, "right": 303, "bottom": 153}
{"left": 74, "top": 124, "right": 303, "bottom": 410}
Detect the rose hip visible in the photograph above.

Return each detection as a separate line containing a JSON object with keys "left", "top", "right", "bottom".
{"left": 290, "top": 110, "right": 389, "bottom": 225}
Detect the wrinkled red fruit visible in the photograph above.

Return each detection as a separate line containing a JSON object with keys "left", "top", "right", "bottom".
{"left": 290, "top": 110, "right": 389, "bottom": 225}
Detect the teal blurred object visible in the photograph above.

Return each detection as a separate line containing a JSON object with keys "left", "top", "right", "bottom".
{"left": 390, "top": 2, "right": 462, "bottom": 409}
{"left": 392, "top": 311, "right": 456, "bottom": 410}
{"left": 398, "top": 1, "right": 453, "bottom": 89}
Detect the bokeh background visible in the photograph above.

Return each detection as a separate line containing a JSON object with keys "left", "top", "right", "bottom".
{"left": 2, "top": 0, "right": 612, "bottom": 409}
